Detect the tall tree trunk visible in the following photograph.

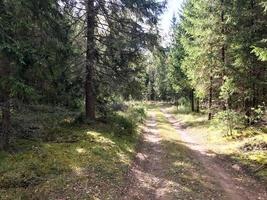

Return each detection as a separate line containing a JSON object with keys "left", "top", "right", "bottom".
{"left": 85, "top": 0, "right": 96, "bottom": 120}
{"left": 245, "top": 0, "right": 256, "bottom": 125}
{"left": 208, "top": 76, "right": 213, "bottom": 120}
{"left": 0, "top": 54, "right": 11, "bottom": 150}
{"left": 196, "top": 98, "right": 200, "bottom": 113}
{"left": 221, "top": 0, "right": 228, "bottom": 110}
{"left": 251, "top": 0, "right": 257, "bottom": 109}
{"left": 191, "top": 89, "right": 195, "bottom": 112}
{"left": 1, "top": 94, "right": 10, "bottom": 150}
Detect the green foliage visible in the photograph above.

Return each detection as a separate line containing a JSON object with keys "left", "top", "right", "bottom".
{"left": 0, "top": 103, "right": 144, "bottom": 199}
{"left": 213, "top": 110, "right": 244, "bottom": 136}
{"left": 252, "top": 46, "right": 267, "bottom": 61}
{"left": 165, "top": 0, "right": 267, "bottom": 123}
{"left": 166, "top": 23, "right": 192, "bottom": 101}
{"left": 246, "top": 104, "right": 266, "bottom": 125}
{"left": 145, "top": 49, "right": 171, "bottom": 100}
{"left": 83, "top": 0, "right": 165, "bottom": 109}
{"left": 0, "top": 0, "right": 163, "bottom": 148}
{"left": 108, "top": 104, "right": 146, "bottom": 136}
{"left": 176, "top": 97, "right": 191, "bottom": 113}
{"left": 0, "top": 77, "right": 36, "bottom": 102}
{"left": 108, "top": 114, "right": 136, "bottom": 136}
{"left": 127, "top": 105, "right": 146, "bottom": 124}
{"left": 219, "top": 77, "right": 235, "bottom": 101}
{"left": 0, "top": 0, "right": 81, "bottom": 106}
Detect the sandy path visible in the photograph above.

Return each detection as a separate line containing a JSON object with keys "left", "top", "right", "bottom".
{"left": 163, "top": 110, "right": 267, "bottom": 200}
{"left": 120, "top": 113, "right": 173, "bottom": 200}
{"left": 120, "top": 108, "right": 267, "bottom": 200}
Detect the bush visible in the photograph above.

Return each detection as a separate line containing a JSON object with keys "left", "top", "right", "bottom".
{"left": 246, "top": 104, "right": 265, "bottom": 125}
{"left": 176, "top": 97, "right": 191, "bottom": 113}
{"left": 111, "top": 102, "right": 128, "bottom": 111}
{"left": 213, "top": 110, "right": 244, "bottom": 136}
{"left": 107, "top": 104, "right": 146, "bottom": 136}
{"left": 127, "top": 105, "right": 146, "bottom": 124}
{"left": 108, "top": 114, "right": 136, "bottom": 136}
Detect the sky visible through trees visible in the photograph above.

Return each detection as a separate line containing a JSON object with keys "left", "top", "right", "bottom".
{"left": 159, "top": 0, "right": 183, "bottom": 44}
{"left": 0, "top": 1, "right": 266, "bottom": 199}
{"left": 0, "top": 0, "right": 266, "bottom": 153}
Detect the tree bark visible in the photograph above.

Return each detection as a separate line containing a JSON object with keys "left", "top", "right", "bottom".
{"left": 196, "top": 98, "right": 200, "bottom": 113}
{"left": 0, "top": 54, "right": 11, "bottom": 150}
{"left": 1, "top": 95, "right": 10, "bottom": 150}
{"left": 221, "top": 0, "right": 228, "bottom": 110}
{"left": 85, "top": 0, "right": 96, "bottom": 120}
{"left": 191, "top": 89, "right": 195, "bottom": 112}
{"left": 208, "top": 76, "right": 213, "bottom": 120}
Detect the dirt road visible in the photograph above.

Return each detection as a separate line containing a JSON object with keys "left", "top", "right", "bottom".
{"left": 121, "top": 108, "right": 267, "bottom": 200}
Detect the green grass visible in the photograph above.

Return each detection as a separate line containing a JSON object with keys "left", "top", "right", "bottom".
{"left": 154, "top": 109, "right": 225, "bottom": 199}
{"left": 0, "top": 103, "right": 145, "bottom": 199}
{"left": 166, "top": 104, "right": 267, "bottom": 181}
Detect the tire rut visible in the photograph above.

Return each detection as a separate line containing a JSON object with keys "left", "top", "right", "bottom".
{"left": 162, "top": 109, "right": 267, "bottom": 200}
{"left": 120, "top": 113, "right": 172, "bottom": 200}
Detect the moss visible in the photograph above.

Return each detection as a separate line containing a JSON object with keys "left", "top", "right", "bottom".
{"left": 0, "top": 105, "right": 144, "bottom": 199}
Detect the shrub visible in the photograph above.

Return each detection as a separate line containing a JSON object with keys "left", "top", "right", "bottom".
{"left": 176, "top": 97, "right": 191, "bottom": 113}
{"left": 127, "top": 105, "right": 146, "bottom": 124}
{"left": 107, "top": 104, "right": 146, "bottom": 136}
{"left": 107, "top": 114, "right": 135, "bottom": 136}
{"left": 213, "top": 110, "right": 244, "bottom": 136}
{"left": 246, "top": 104, "right": 266, "bottom": 125}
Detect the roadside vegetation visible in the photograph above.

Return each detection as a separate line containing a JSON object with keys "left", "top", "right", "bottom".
{"left": 0, "top": 0, "right": 266, "bottom": 199}
{"left": 0, "top": 102, "right": 146, "bottom": 199}
{"left": 154, "top": 108, "right": 225, "bottom": 199}
{"left": 165, "top": 104, "right": 267, "bottom": 181}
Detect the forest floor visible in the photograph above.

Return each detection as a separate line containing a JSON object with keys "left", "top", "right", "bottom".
{"left": 121, "top": 104, "right": 267, "bottom": 200}
{"left": 0, "top": 103, "right": 144, "bottom": 199}
{"left": 1, "top": 103, "right": 266, "bottom": 199}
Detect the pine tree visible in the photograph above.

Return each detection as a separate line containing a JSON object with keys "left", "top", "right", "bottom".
{"left": 169, "top": 0, "right": 266, "bottom": 123}
{"left": 80, "top": 0, "right": 165, "bottom": 120}
{"left": 0, "top": 0, "right": 76, "bottom": 149}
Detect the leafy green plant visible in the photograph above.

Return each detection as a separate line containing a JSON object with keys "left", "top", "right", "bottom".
{"left": 252, "top": 45, "right": 267, "bottom": 61}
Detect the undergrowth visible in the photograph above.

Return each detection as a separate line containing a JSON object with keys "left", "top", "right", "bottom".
{"left": 0, "top": 102, "right": 146, "bottom": 199}
{"left": 165, "top": 103, "right": 267, "bottom": 181}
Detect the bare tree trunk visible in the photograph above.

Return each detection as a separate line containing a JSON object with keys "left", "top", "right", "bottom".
{"left": 221, "top": 0, "right": 228, "bottom": 110}
{"left": 244, "top": 0, "right": 255, "bottom": 125}
{"left": 191, "top": 89, "right": 195, "bottom": 112}
{"left": 208, "top": 76, "right": 213, "bottom": 120}
{"left": 1, "top": 95, "right": 10, "bottom": 150}
{"left": 0, "top": 54, "right": 11, "bottom": 150}
{"left": 85, "top": 0, "right": 96, "bottom": 120}
{"left": 196, "top": 98, "right": 200, "bottom": 113}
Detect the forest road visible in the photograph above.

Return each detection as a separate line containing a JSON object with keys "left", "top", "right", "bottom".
{"left": 120, "top": 108, "right": 267, "bottom": 200}
{"left": 163, "top": 110, "right": 267, "bottom": 200}
{"left": 120, "top": 113, "right": 173, "bottom": 200}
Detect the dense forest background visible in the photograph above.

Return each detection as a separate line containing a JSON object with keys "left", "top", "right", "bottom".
{"left": 0, "top": 0, "right": 267, "bottom": 199}
{"left": 0, "top": 0, "right": 165, "bottom": 149}
{"left": 0, "top": 0, "right": 266, "bottom": 148}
